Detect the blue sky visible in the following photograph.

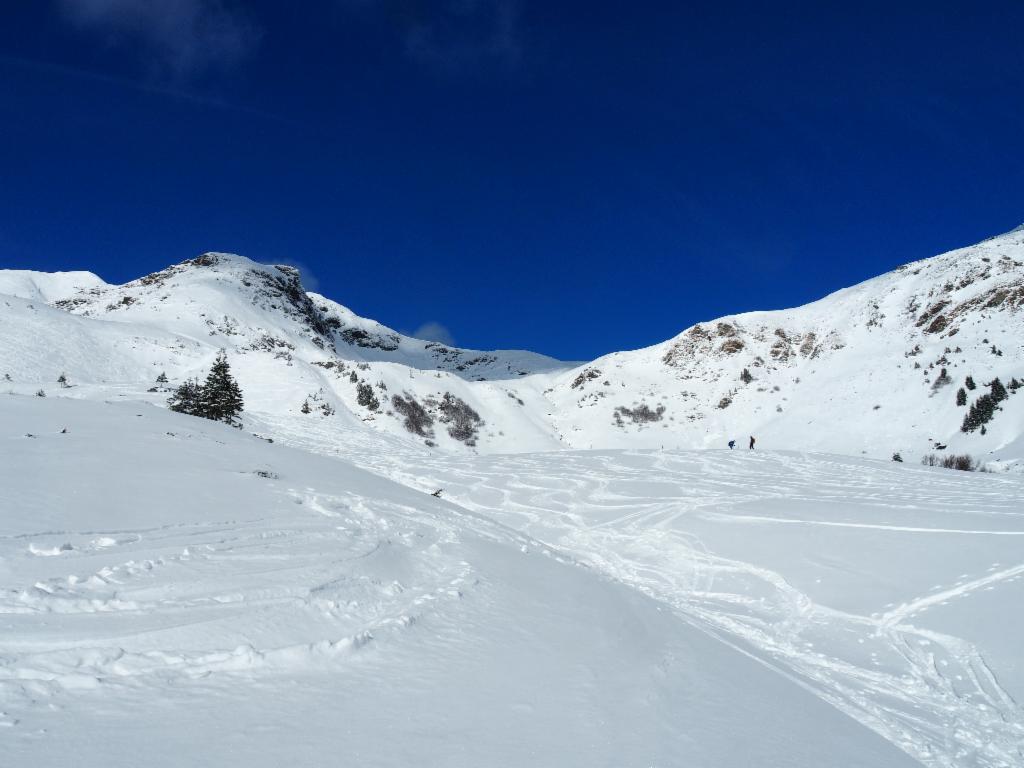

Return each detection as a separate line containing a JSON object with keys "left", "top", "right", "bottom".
{"left": 1, "top": 2, "right": 1022, "bottom": 360}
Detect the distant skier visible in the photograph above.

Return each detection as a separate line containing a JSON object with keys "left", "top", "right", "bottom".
{"left": 749, "top": 435, "right": 756, "bottom": 450}
{"left": 728, "top": 440, "right": 735, "bottom": 450}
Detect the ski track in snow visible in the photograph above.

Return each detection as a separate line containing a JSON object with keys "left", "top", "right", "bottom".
{"left": 262, "top": 414, "right": 1024, "bottom": 768}
{"left": 0, "top": 489, "right": 475, "bottom": 727}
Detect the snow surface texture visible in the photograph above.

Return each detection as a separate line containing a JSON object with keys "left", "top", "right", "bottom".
{"left": 2, "top": 226, "right": 1023, "bottom": 765}
{"left": 0, "top": 398, "right": 922, "bottom": 767}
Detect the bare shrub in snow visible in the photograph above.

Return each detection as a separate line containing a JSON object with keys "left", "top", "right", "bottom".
{"left": 570, "top": 368, "right": 601, "bottom": 389}
{"left": 438, "top": 392, "right": 483, "bottom": 445}
{"left": 614, "top": 403, "right": 665, "bottom": 424}
{"left": 392, "top": 394, "right": 434, "bottom": 437}
{"left": 931, "top": 367, "right": 952, "bottom": 390}
{"left": 922, "top": 453, "right": 980, "bottom": 471}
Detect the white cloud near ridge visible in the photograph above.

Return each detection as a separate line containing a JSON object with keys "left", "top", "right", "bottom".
{"left": 412, "top": 321, "right": 455, "bottom": 346}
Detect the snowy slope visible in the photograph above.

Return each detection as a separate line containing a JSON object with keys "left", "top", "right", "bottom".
{"left": 2, "top": 227, "right": 1023, "bottom": 463}
{"left": 246, "top": 405, "right": 1024, "bottom": 768}
{"left": 0, "top": 395, "right": 922, "bottom": 768}
{"left": 541, "top": 224, "right": 1024, "bottom": 460}
{"left": 0, "top": 269, "right": 105, "bottom": 303}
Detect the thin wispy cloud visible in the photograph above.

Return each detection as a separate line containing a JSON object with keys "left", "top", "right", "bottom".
{"left": 0, "top": 53, "right": 297, "bottom": 125}
{"left": 412, "top": 321, "right": 456, "bottom": 346}
{"left": 56, "top": 0, "right": 262, "bottom": 78}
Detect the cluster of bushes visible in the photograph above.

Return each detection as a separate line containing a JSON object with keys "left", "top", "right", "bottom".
{"left": 614, "top": 403, "right": 666, "bottom": 425}
{"left": 392, "top": 394, "right": 434, "bottom": 437}
{"left": 300, "top": 393, "right": 334, "bottom": 416}
{"left": 570, "top": 368, "right": 601, "bottom": 390}
{"left": 438, "top": 393, "right": 483, "bottom": 445}
{"left": 921, "top": 453, "right": 984, "bottom": 472}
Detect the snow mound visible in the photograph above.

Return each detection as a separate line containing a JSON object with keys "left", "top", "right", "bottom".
{"left": 0, "top": 269, "right": 105, "bottom": 303}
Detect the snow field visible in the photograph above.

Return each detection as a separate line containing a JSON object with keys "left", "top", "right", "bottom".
{"left": 1, "top": 395, "right": 923, "bottom": 767}
{"left": 259, "top": 412, "right": 1024, "bottom": 767}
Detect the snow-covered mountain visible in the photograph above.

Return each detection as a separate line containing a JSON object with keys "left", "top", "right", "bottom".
{"left": 2, "top": 225, "right": 1023, "bottom": 463}
{"left": 545, "top": 224, "right": 1024, "bottom": 461}
{"left": 4, "top": 228, "right": 1024, "bottom": 767}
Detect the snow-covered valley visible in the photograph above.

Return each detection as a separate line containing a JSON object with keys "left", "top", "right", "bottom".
{"left": 2, "top": 225, "right": 1024, "bottom": 766}
{"left": 2, "top": 397, "right": 941, "bottom": 768}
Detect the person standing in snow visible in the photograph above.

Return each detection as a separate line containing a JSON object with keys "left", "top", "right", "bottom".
{"left": 728, "top": 440, "right": 735, "bottom": 449}
{"left": 749, "top": 435, "right": 756, "bottom": 450}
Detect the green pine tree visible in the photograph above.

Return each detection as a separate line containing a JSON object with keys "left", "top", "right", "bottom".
{"left": 968, "top": 393, "right": 996, "bottom": 431}
{"left": 199, "top": 351, "right": 244, "bottom": 424}
{"left": 167, "top": 378, "right": 202, "bottom": 415}
{"left": 990, "top": 377, "right": 1008, "bottom": 403}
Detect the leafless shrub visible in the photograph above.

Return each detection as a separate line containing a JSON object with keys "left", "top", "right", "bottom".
{"left": 392, "top": 394, "right": 434, "bottom": 437}
{"left": 921, "top": 453, "right": 980, "bottom": 471}
{"left": 438, "top": 392, "right": 483, "bottom": 445}
{"left": 570, "top": 368, "right": 602, "bottom": 389}
{"left": 614, "top": 403, "right": 665, "bottom": 424}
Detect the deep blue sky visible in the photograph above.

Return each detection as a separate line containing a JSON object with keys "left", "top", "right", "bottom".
{"left": 1, "top": 2, "right": 1022, "bottom": 359}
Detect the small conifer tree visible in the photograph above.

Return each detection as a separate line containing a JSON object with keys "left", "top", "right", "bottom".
{"left": 356, "top": 382, "right": 380, "bottom": 410}
{"left": 301, "top": 399, "right": 311, "bottom": 414}
{"left": 965, "top": 375, "right": 976, "bottom": 390}
{"left": 962, "top": 393, "right": 997, "bottom": 433}
{"left": 156, "top": 372, "right": 168, "bottom": 384}
{"left": 165, "top": 352, "right": 243, "bottom": 426}
{"left": 955, "top": 387, "right": 967, "bottom": 407}
{"left": 199, "top": 351, "right": 244, "bottom": 424}
{"left": 168, "top": 378, "right": 202, "bottom": 415}
{"left": 990, "top": 377, "right": 1008, "bottom": 403}
{"left": 57, "top": 373, "right": 68, "bottom": 388}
